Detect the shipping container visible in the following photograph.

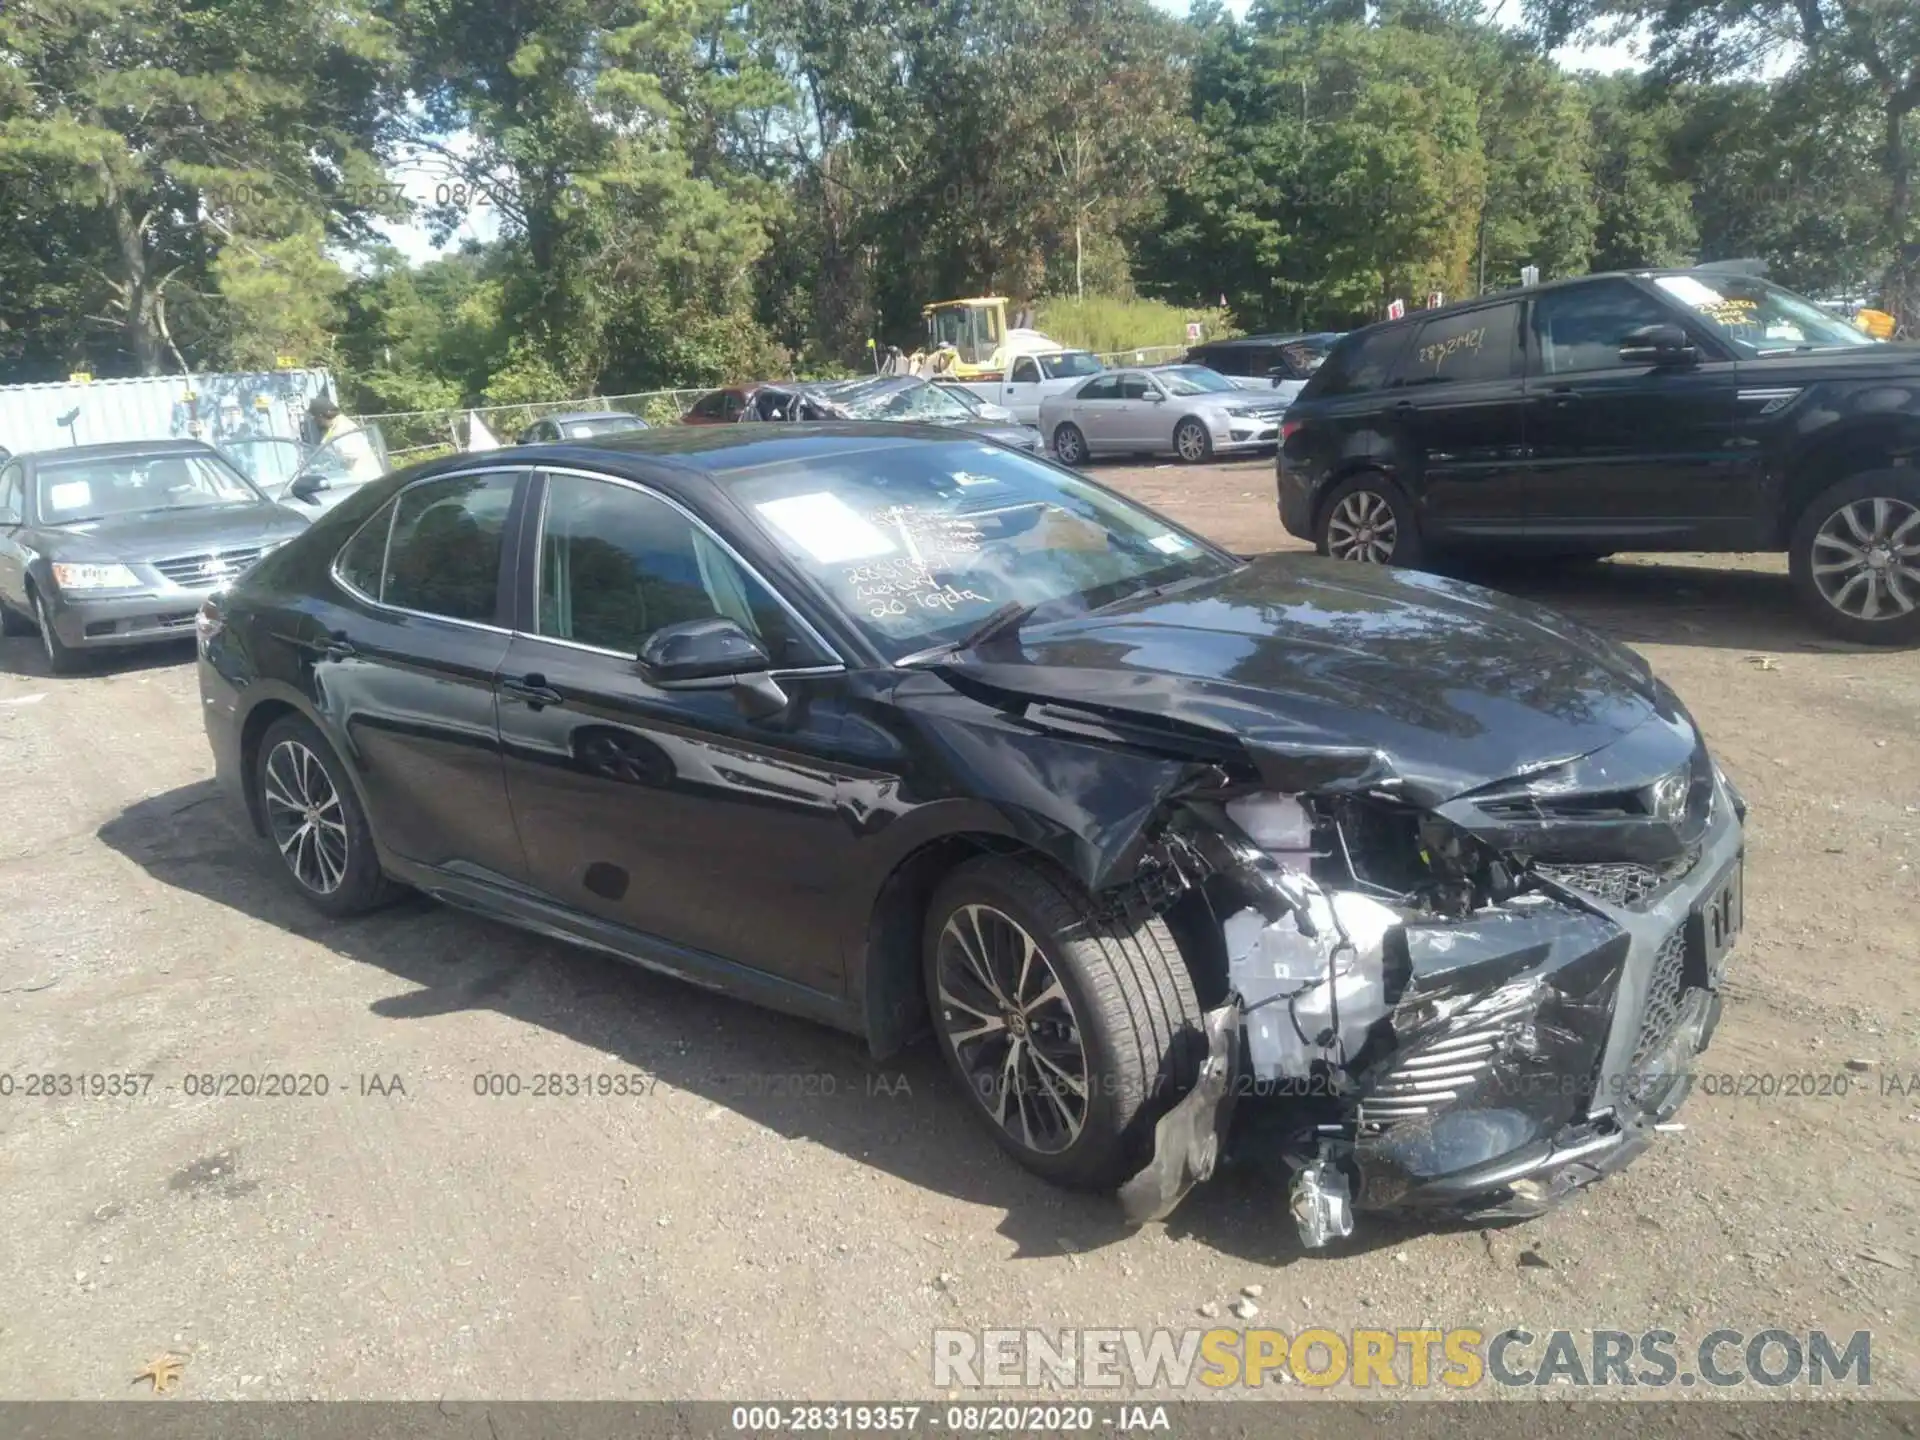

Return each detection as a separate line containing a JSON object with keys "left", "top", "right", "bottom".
{"left": 0, "top": 369, "right": 335, "bottom": 456}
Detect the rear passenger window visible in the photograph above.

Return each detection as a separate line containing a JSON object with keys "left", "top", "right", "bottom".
{"left": 334, "top": 504, "right": 393, "bottom": 598}
{"left": 381, "top": 472, "right": 519, "bottom": 622}
{"left": 1306, "top": 326, "right": 1411, "bottom": 398}
{"left": 1394, "top": 304, "right": 1522, "bottom": 387}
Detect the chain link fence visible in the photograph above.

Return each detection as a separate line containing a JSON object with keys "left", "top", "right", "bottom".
{"left": 356, "top": 352, "right": 1191, "bottom": 464}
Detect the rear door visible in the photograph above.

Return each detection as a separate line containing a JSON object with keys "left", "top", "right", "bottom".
{"left": 1382, "top": 302, "right": 1532, "bottom": 538}
{"left": 1070, "top": 373, "right": 1126, "bottom": 449}
{"left": 0, "top": 460, "right": 26, "bottom": 613}
{"left": 1522, "top": 279, "right": 1746, "bottom": 543}
{"left": 312, "top": 467, "right": 532, "bottom": 880}
{"left": 493, "top": 467, "right": 862, "bottom": 994}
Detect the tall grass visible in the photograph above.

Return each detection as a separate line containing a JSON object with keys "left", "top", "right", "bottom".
{"left": 1033, "top": 295, "right": 1241, "bottom": 354}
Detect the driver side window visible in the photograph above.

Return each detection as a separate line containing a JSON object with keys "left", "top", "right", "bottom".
{"left": 535, "top": 473, "right": 825, "bottom": 667}
{"left": 1011, "top": 357, "right": 1040, "bottom": 384}
{"left": 1077, "top": 375, "right": 1121, "bottom": 402}
{"left": 1532, "top": 283, "right": 1682, "bottom": 376}
{"left": 1118, "top": 374, "right": 1154, "bottom": 400}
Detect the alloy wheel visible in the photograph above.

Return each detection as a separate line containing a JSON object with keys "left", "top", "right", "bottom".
{"left": 1054, "top": 426, "right": 1083, "bottom": 465}
{"left": 935, "top": 903, "right": 1089, "bottom": 1155}
{"left": 1176, "top": 422, "right": 1207, "bottom": 462}
{"left": 1325, "top": 490, "right": 1398, "bottom": 563}
{"left": 262, "top": 738, "right": 351, "bottom": 895}
{"left": 1810, "top": 496, "right": 1920, "bottom": 622}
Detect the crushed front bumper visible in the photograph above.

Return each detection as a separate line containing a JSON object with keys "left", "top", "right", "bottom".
{"left": 1122, "top": 772, "right": 1745, "bottom": 1239}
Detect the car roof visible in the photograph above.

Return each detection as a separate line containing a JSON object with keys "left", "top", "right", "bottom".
{"left": 431, "top": 423, "right": 1008, "bottom": 484}
{"left": 12, "top": 438, "right": 220, "bottom": 465}
{"left": 1350, "top": 264, "right": 1769, "bottom": 338}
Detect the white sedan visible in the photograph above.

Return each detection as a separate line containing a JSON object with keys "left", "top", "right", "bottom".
{"left": 1037, "top": 365, "right": 1288, "bottom": 465}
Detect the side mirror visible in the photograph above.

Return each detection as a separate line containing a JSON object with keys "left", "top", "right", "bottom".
{"left": 1620, "top": 324, "right": 1697, "bottom": 366}
{"left": 638, "top": 616, "right": 790, "bottom": 718}
{"left": 288, "top": 470, "right": 326, "bottom": 502}
{"left": 1145, "top": 391, "right": 1166, "bottom": 402}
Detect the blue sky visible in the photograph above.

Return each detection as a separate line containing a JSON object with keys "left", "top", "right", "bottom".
{"left": 371, "top": 0, "right": 1646, "bottom": 265}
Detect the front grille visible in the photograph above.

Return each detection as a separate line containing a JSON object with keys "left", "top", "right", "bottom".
{"left": 1629, "top": 924, "right": 1690, "bottom": 1078}
{"left": 1536, "top": 845, "right": 1701, "bottom": 909}
{"left": 153, "top": 548, "right": 262, "bottom": 586}
{"left": 1359, "top": 982, "right": 1539, "bottom": 1129}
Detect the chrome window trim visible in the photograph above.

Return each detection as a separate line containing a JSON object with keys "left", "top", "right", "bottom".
{"left": 327, "top": 466, "right": 525, "bottom": 635}
{"left": 530, "top": 465, "right": 847, "bottom": 669}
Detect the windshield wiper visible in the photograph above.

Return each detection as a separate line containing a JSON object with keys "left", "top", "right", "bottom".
{"left": 897, "top": 600, "right": 1037, "bottom": 667}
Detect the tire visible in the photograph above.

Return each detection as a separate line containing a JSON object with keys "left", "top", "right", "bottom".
{"left": 252, "top": 714, "right": 399, "bottom": 916}
{"left": 32, "top": 591, "right": 80, "bottom": 674}
{"left": 1789, "top": 469, "right": 1920, "bottom": 646}
{"left": 923, "top": 854, "right": 1204, "bottom": 1192}
{"left": 1052, "top": 422, "right": 1087, "bottom": 466}
{"left": 1314, "top": 472, "right": 1424, "bottom": 567}
{"left": 1173, "top": 418, "right": 1213, "bottom": 464}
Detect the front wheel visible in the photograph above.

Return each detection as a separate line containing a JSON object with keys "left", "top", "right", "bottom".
{"left": 923, "top": 856, "right": 1203, "bottom": 1192}
{"left": 32, "top": 592, "right": 79, "bottom": 674}
{"left": 1315, "top": 473, "right": 1423, "bottom": 567}
{"left": 1790, "top": 470, "right": 1920, "bottom": 646}
{"left": 1173, "top": 418, "right": 1212, "bottom": 464}
{"left": 1052, "top": 422, "right": 1087, "bottom": 466}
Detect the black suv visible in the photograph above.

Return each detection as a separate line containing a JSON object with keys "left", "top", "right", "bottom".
{"left": 1185, "top": 332, "right": 1342, "bottom": 391}
{"left": 1277, "top": 263, "right": 1920, "bottom": 643}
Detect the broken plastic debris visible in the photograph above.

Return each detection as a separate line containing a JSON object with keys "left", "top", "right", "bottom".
{"left": 1290, "top": 1160, "right": 1354, "bottom": 1249}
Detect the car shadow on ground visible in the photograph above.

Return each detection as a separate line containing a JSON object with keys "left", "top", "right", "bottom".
{"left": 98, "top": 780, "right": 1446, "bottom": 1269}
{"left": 0, "top": 634, "right": 196, "bottom": 680}
{"left": 1400, "top": 554, "right": 1877, "bottom": 655}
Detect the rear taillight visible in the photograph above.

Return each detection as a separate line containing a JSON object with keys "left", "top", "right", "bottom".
{"left": 1280, "top": 420, "right": 1303, "bottom": 443}
{"left": 195, "top": 596, "right": 225, "bottom": 650}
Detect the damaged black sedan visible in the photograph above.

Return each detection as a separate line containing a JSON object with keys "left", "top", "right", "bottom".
{"left": 196, "top": 424, "right": 1745, "bottom": 1247}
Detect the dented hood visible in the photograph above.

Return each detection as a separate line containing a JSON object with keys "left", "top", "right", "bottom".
{"left": 932, "top": 554, "right": 1667, "bottom": 804}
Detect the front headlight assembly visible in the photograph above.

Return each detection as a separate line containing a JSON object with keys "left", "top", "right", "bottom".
{"left": 50, "top": 562, "right": 141, "bottom": 591}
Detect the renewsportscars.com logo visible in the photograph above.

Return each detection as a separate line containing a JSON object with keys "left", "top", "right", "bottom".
{"left": 932, "top": 1327, "right": 1873, "bottom": 1391}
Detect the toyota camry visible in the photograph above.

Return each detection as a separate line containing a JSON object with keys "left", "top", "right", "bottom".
{"left": 195, "top": 424, "right": 1746, "bottom": 1245}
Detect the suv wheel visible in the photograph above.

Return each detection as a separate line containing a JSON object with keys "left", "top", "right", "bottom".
{"left": 1316, "top": 473, "right": 1423, "bottom": 567}
{"left": 923, "top": 856, "right": 1203, "bottom": 1192}
{"left": 1790, "top": 470, "right": 1920, "bottom": 645}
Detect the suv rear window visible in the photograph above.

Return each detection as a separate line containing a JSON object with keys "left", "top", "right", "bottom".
{"left": 1392, "top": 303, "right": 1523, "bottom": 387}
{"left": 1300, "top": 326, "right": 1411, "bottom": 399}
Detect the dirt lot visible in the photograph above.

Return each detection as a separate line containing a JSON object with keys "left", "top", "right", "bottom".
{"left": 1, "top": 456, "right": 1917, "bottom": 1401}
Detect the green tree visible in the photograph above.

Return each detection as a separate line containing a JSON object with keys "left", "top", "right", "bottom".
{"left": 0, "top": 0, "right": 401, "bottom": 376}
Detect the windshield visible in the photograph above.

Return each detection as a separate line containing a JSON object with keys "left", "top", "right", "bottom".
{"left": 1653, "top": 274, "right": 1877, "bottom": 355}
{"left": 1155, "top": 365, "right": 1237, "bottom": 396}
{"left": 727, "top": 438, "right": 1237, "bottom": 661}
{"left": 1039, "top": 352, "right": 1103, "bottom": 380}
{"left": 34, "top": 452, "right": 262, "bottom": 525}
{"left": 560, "top": 414, "right": 644, "bottom": 438}
{"left": 839, "top": 382, "right": 975, "bottom": 422}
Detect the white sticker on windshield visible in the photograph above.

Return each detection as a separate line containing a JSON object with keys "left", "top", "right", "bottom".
{"left": 755, "top": 492, "right": 897, "bottom": 564}
{"left": 1149, "top": 533, "right": 1193, "bottom": 554}
{"left": 951, "top": 471, "right": 998, "bottom": 488}
{"left": 47, "top": 481, "right": 91, "bottom": 511}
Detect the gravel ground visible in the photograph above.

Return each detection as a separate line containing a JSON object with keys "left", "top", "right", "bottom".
{"left": 0, "top": 455, "right": 1916, "bottom": 1402}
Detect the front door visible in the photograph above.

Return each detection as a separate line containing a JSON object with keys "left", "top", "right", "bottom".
{"left": 1116, "top": 372, "right": 1167, "bottom": 448}
{"left": 1382, "top": 301, "right": 1533, "bottom": 538}
{"left": 1523, "top": 279, "right": 1746, "bottom": 544}
{"left": 494, "top": 468, "right": 861, "bottom": 995}
{"left": 1070, "top": 373, "right": 1127, "bottom": 450}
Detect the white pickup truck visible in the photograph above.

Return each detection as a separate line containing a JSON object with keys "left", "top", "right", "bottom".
{"left": 957, "top": 349, "right": 1106, "bottom": 425}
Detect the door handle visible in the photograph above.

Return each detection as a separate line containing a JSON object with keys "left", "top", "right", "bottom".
{"left": 501, "top": 673, "right": 564, "bottom": 709}
{"left": 299, "top": 628, "right": 357, "bottom": 661}
{"left": 1393, "top": 400, "right": 1416, "bottom": 418}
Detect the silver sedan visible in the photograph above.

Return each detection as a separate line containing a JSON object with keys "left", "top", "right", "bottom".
{"left": 1037, "top": 365, "right": 1287, "bottom": 465}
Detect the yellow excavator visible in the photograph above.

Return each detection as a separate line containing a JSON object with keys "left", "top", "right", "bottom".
{"left": 918, "top": 297, "right": 1061, "bottom": 381}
